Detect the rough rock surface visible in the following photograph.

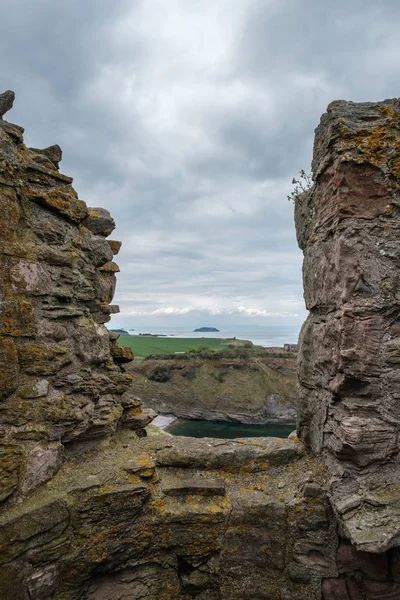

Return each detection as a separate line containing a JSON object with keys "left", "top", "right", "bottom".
{"left": 0, "top": 95, "right": 151, "bottom": 503}
{"left": 2, "top": 93, "right": 400, "bottom": 598}
{"left": 0, "top": 90, "right": 15, "bottom": 119}
{"left": 295, "top": 98, "right": 400, "bottom": 553}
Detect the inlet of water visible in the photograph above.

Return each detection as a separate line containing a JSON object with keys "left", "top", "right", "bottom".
{"left": 166, "top": 419, "right": 295, "bottom": 439}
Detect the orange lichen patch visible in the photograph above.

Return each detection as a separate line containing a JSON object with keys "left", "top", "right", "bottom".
{"left": 388, "top": 154, "right": 400, "bottom": 179}
{"left": 17, "top": 342, "right": 72, "bottom": 375}
{"left": 0, "top": 300, "right": 35, "bottom": 337}
{"left": 28, "top": 188, "right": 88, "bottom": 222}
{"left": 84, "top": 530, "right": 108, "bottom": 563}
{"left": 338, "top": 107, "right": 400, "bottom": 190}
{"left": 204, "top": 496, "right": 231, "bottom": 513}
{"left": 99, "top": 261, "right": 120, "bottom": 273}
{"left": 111, "top": 345, "right": 134, "bottom": 363}
{"left": 123, "top": 451, "right": 156, "bottom": 480}
{"left": 136, "top": 451, "right": 153, "bottom": 467}
{"left": 239, "top": 458, "right": 270, "bottom": 473}
{"left": 381, "top": 103, "right": 400, "bottom": 119}
{"left": 346, "top": 125, "right": 400, "bottom": 168}
{"left": 107, "top": 240, "right": 122, "bottom": 255}
{"left": 149, "top": 495, "right": 167, "bottom": 515}
{"left": 185, "top": 494, "right": 200, "bottom": 509}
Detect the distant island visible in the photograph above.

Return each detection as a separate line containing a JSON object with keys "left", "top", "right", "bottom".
{"left": 110, "top": 328, "right": 129, "bottom": 334}
{"left": 193, "top": 327, "right": 220, "bottom": 332}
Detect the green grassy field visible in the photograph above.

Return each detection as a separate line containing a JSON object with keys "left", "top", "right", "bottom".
{"left": 117, "top": 335, "right": 231, "bottom": 357}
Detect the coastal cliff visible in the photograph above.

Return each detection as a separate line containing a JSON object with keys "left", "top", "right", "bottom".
{"left": 127, "top": 356, "right": 297, "bottom": 425}
{"left": 0, "top": 94, "right": 400, "bottom": 599}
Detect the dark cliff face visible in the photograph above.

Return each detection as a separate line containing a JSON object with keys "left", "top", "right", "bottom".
{"left": 1, "top": 95, "right": 400, "bottom": 600}
{"left": 126, "top": 356, "right": 297, "bottom": 425}
{"left": 295, "top": 99, "right": 400, "bottom": 554}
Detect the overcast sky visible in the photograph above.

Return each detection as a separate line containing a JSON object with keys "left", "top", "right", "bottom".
{"left": 2, "top": 0, "right": 400, "bottom": 330}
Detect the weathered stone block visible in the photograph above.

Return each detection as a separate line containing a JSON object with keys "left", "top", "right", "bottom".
{"left": 79, "top": 234, "right": 113, "bottom": 267}
{"left": 74, "top": 317, "right": 110, "bottom": 364}
{"left": 21, "top": 443, "right": 63, "bottom": 494}
{"left": 152, "top": 436, "right": 304, "bottom": 471}
{"left": 111, "top": 344, "right": 134, "bottom": 362}
{"left": 27, "top": 564, "right": 59, "bottom": 600}
{"left": 121, "top": 406, "right": 156, "bottom": 430}
{"left": 107, "top": 239, "right": 122, "bottom": 255}
{"left": 18, "top": 378, "right": 49, "bottom": 399}
{"left": 98, "top": 261, "right": 120, "bottom": 273}
{"left": 18, "top": 342, "right": 73, "bottom": 375}
{"left": 83, "top": 207, "right": 115, "bottom": 237}
{"left": 29, "top": 188, "right": 88, "bottom": 223}
{"left": 0, "top": 499, "right": 70, "bottom": 564}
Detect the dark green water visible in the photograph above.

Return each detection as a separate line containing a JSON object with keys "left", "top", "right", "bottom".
{"left": 166, "top": 419, "right": 295, "bottom": 439}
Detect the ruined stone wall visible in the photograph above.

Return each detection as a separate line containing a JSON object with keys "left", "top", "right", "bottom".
{"left": 0, "top": 106, "right": 155, "bottom": 504}
{"left": 295, "top": 99, "right": 400, "bottom": 554}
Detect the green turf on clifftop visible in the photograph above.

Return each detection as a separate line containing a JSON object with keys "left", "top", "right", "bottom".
{"left": 117, "top": 335, "right": 230, "bottom": 357}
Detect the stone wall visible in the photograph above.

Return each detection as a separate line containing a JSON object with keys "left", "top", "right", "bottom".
{"left": 295, "top": 99, "right": 400, "bottom": 554}
{"left": 0, "top": 104, "right": 157, "bottom": 505}
{"left": 1, "top": 93, "right": 400, "bottom": 599}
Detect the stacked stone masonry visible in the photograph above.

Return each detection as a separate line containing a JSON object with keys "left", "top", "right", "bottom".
{"left": 295, "top": 98, "right": 400, "bottom": 557}
{"left": 0, "top": 93, "right": 399, "bottom": 599}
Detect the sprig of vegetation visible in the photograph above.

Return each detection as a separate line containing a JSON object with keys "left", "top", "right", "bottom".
{"left": 287, "top": 169, "right": 313, "bottom": 202}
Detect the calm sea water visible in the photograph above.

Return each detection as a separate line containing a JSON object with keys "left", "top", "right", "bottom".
{"left": 167, "top": 419, "right": 295, "bottom": 439}
{"left": 126, "top": 325, "right": 300, "bottom": 347}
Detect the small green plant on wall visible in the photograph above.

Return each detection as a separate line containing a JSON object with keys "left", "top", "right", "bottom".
{"left": 287, "top": 170, "right": 313, "bottom": 202}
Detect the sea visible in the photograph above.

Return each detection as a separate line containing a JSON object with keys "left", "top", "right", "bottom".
{"left": 125, "top": 325, "right": 301, "bottom": 348}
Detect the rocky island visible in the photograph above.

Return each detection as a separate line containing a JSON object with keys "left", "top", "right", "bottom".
{"left": 0, "top": 92, "right": 400, "bottom": 599}
{"left": 193, "top": 327, "right": 220, "bottom": 332}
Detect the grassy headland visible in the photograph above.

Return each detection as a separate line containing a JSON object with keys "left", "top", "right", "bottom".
{"left": 118, "top": 334, "right": 248, "bottom": 357}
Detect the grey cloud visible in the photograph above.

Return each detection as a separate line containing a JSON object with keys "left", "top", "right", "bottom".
{"left": 2, "top": 0, "right": 399, "bottom": 327}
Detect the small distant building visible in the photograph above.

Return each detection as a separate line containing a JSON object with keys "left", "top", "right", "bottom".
{"left": 284, "top": 343, "right": 298, "bottom": 353}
